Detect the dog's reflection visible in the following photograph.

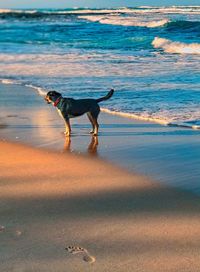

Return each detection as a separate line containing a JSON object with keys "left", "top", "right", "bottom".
{"left": 64, "top": 136, "right": 98, "bottom": 156}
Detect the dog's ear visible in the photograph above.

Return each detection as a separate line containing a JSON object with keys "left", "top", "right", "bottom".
{"left": 47, "top": 91, "right": 61, "bottom": 97}
{"left": 53, "top": 91, "right": 62, "bottom": 96}
{"left": 46, "top": 91, "right": 55, "bottom": 96}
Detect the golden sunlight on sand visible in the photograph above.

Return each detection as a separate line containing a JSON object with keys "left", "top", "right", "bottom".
{"left": 1, "top": 141, "right": 200, "bottom": 272}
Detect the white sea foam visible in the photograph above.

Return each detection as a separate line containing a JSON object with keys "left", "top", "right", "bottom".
{"left": 57, "top": 8, "right": 127, "bottom": 14}
{"left": 131, "top": 6, "right": 200, "bottom": 14}
{"left": 101, "top": 108, "right": 200, "bottom": 130}
{"left": 1, "top": 6, "right": 199, "bottom": 15}
{"left": 0, "top": 78, "right": 47, "bottom": 96}
{"left": 0, "top": 8, "right": 129, "bottom": 15}
{"left": 0, "top": 9, "right": 38, "bottom": 14}
{"left": 79, "top": 15, "right": 169, "bottom": 28}
{"left": 152, "top": 37, "right": 200, "bottom": 54}
{"left": 101, "top": 108, "right": 169, "bottom": 125}
{"left": 0, "top": 78, "right": 19, "bottom": 84}
{"left": 0, "top": 9, "right": 13, "bottom": 13}
{"left": 0, "top": 53, "right": 145, "bottom": 78}
{"left": 168, "top": 121, "right": 200, "bottom": 130}
{"left": 25, "top": 84, "right": 47, "bottom": 96}
{"left": 91, "top": 6, "right": 200, "bottom": 15}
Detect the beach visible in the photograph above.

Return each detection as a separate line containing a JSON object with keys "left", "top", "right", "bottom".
{"left": 0, "top": 6, "right": 200, "bottom": 270}
{"left": 1, "top": 83, "right": 200, "bottom": 193}
{"left": 1, "top": 83, "right": 200, "bottom": 271}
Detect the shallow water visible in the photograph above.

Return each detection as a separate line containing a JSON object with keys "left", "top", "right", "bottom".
{"left": 0, "top": 6, "right": 200, "bottom": 128}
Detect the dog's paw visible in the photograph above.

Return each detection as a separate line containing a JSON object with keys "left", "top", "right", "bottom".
{"left": 64, "top": 131, "right": 71, "bottom": 137}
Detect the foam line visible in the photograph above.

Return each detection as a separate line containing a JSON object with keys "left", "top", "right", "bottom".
{"left": 101, "top": 108, "right": 200, "bottom": 130}
{"left": 0, "top": 78, "right": 47, "bottom": 96}
{"left": 79, "top": 15, "right": 170, "bottom": 28}
{"left": 152, "top": 37, "right": 200, "bottom": 54}
{"left": 101, "top": 108, "right": 169, "bottom": 125}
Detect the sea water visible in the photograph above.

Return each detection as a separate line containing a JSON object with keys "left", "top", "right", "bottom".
{"left": 0, "top": 6, "right": 200, "bottom": 128}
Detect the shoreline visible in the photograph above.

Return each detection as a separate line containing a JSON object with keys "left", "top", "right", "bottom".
{"left": 2, "top": 79, "right": 200, "bottom": 130}
{"left": 1, "top": 83, "right": 200, "bottom": 195}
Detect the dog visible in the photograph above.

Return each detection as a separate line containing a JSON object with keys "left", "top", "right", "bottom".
{"left": 45, "top": 89, "right": 114, "bottom": 136}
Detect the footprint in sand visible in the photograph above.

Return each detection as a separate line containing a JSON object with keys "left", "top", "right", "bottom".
{"left": 0, "top": 226, "right": 22, "bottom": 238}
{"left": 15, "top": 230, "right": 22, "bottom": 237}
{"left": 6, "top": 115, "right": 18, "bottom": 118}
{"left": 65, "top": 246, "right": 96, "bottom": 264}
{"left": 0, "top": 225, "right": 5, "bottom": 232}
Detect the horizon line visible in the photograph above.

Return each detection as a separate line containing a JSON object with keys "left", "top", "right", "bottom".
{"left": 1, "top": 5, "right": 200, "bottom": 9}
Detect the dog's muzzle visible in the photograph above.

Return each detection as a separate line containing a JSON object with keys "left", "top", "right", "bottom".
{"left": 44, "top": 95, "right": 51, "bottom": 104}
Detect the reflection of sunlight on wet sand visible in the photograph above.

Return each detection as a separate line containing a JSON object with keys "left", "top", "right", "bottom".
{"left": 31, "top": 108, "right": 63, "bottom": 139}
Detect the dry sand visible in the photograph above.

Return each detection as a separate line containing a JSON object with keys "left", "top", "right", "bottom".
{"left": 1, "top": 141, "right": 200, "bottom": 272}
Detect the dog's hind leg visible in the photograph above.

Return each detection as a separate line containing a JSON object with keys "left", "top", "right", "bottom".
{"left": 90, "top": 111, "right": 100, "bottom": 136}
{"left": 88, "top": 104, "right": 100, "bottom": 135}
{"left": 92, "top": 117, "right": 99, "bottom": 136}
{"left": 87, "top": 112, "right": 95, "bottom": 134}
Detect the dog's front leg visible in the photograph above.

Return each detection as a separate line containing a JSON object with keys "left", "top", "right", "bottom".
{"left": 64, "top": 119, "right": 71, "bottom": 136}
{"left": 62, "top": 113, "right": 71, "bottom": 136}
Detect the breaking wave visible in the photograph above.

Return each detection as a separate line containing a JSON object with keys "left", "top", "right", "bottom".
{"left": 0, "top": 6, "right": 200, "bottom": 19}
{"left": 101, "top": 108, "right": 200, "bottom": 130}
{"left": 0, "top": 78, "right": 46, "bottom": 96}
{"left": 79, "top": 15, "right": 170, "bottom": 28}
{"left": 152, "top": 37, "right": 200, "bottom": 54}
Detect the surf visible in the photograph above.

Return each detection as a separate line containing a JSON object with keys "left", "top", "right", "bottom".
{"left": 79, "top": 15, "right": 170, "bottom": 28}
{"left": 152, "top": 37, "right": 200, "bottom": 54}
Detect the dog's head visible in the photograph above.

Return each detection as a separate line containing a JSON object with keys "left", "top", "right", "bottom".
{"left": 45, "top": 91, "right": 62, "bottom": 104}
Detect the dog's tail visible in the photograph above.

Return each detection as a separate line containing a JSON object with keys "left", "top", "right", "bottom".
{"left": 96, "top": 89, "right": 114, "bottom": 103}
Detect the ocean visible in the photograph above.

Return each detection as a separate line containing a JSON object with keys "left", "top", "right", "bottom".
{"left": 0, "top": 6, "right": 200, "bottom": 128}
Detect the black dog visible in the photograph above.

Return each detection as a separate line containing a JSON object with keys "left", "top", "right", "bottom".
{"left": 45, "top": 89, "right": 114, "bottom": 136}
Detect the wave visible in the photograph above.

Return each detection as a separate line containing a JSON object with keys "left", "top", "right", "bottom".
{"left": 101, "top": 108, "right": 200, "bottom": 130}
{"left": 79, "top": 16, "right": 200, "bottom": 30}
{"left": 79, "top": 15, "right": 170, "bottom": 28}
{"left": 166, "top": 20, "right": 200, "bottom": 32}
{"left": 168, "top": 121, "right": 200, "bottom": 130}
{"left": 1, "top": 78, "right": 18, "bottom": 84}
{"left": 152, "top": 37, "right": 200, "bottom": 54}
{"left": 0, "top": 9, "right": 37, "bottom": 13}
{"left": 0, "top": 6, "right": 200, "bottom": 19}
{"left": 101, "top": 108, "right": 169, "bottom": 125}
{"left": 131, "top": 6, "right": 200, "bottom": 14}
{"left": 0, "top": 78, "right": 46, "bottom": 96}
{"left": 0, "top": 8, "right": 131, "bottom": 19}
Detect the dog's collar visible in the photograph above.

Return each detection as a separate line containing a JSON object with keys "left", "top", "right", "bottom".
{"left": 53, "top": 96, "right": 62, "bottom": 107}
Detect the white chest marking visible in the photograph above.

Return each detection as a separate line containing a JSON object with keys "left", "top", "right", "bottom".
{"left": 57, "top": 109, "right": 63, "bottom": 118}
